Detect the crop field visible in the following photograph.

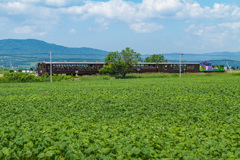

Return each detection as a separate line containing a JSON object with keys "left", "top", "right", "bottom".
{"left": 0, "top": 73, "right": 240, "bottom": 159}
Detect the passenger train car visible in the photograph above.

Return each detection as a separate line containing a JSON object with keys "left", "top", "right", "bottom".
{"left": 199, "top": 62, "right": 225, "bottom": 72}
{"left": 37, "top": 62, "right": 200, "bottom": 76}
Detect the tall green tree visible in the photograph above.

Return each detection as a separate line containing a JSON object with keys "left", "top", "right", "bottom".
{"left": 105, "top": 47, "right": 142, "bottom": 78}
{"left": 144, "top": 54, "right": 167, "bottom": 62}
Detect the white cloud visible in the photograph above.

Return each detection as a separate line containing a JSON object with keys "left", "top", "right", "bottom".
{"left": 45, "top": 0, "right": 66, "bottom": 7}
{"left": 1, "top": 0, "right": 240, "bottom": 36}
{"left": 13, "top": 25, "right": 47, "bottom": 36}
{"left": 20, "top": 0, "right": 41, "bottom": 3}
{"left": 13, "top": 26, "right": 34, "bottom": 34}
{"left": 184, "top": 21, "right": 240, "bottom": 51}
{"left": 63, "top": 0, "right": 138, "bottom": 22}
{"left": 139, "top": 0, "right": 183, "bottom": 18}
{"left": 218, "top": 22, "right": 240, "bottom": 30}
{"left": 130, "top": 22, "right": 164, "bottom": 33}
{"left": 0, "top": 2, "right": 28, "bottom": 15}
{"left": 59, "top": 0, "right": 240, "bottom": 33}
{"left": 69, "top": 28, "right": 76, "bottom": 34}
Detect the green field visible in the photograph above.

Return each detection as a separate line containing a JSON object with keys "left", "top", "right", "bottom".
{"left": 0, "top": 73, "right": 240, "bottom": 159}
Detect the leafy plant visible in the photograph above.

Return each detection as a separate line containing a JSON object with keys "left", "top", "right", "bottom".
{"left": 0, "top": 73, "right": 240, "bottom": 159}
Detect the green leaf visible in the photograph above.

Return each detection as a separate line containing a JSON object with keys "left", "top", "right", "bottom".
{"left": 2, "top": 147, "right": 10, "bottom": 156}
{"left": 141, "top": 148, "right": 150, "bottom": 155}
{"left": 26, "top": 141, "right": 34, "bottom": 148}
{"left": 0, "top": 151, "right": 3, "bottom": 158}
{"left": 85, "top": 147, "right": 93, "bottom": 154}
{"left": 101, "top": 148, "right": 110, "bottom": 155}
{"left": 25, "top": 150, "right": 32, "bottom": 158}
{"left": 132, "top": 147, "right": 141, "bottom": 155}
{"left": 46, "top": 151, "right": 54, "bottom": 157}
{"left": 37, "top": 153, "right": 45, "bottom": 159}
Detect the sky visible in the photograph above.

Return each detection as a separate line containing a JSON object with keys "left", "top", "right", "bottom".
{"left": 1, "top": 0, "right": 240, "bottom": 54}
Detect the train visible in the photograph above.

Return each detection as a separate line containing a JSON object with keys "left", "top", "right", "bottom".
{"left": 199, "top": 62, "right": 225, "bottom": 72}
{"left": 37, "top": 61, "right": 224, "bottom": 76}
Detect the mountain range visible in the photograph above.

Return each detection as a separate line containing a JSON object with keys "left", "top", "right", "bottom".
{"left": 0, "top": 39, "right": 239, "bottom": 68}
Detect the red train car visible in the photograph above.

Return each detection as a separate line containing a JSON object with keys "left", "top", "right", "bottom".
{"left": 38, "top": 62, "right": 200, "bottom": 76}
{"left": 134, "top": 62, "right": 199, "bottom": 73}
{"left": 38, "top": 62, "right": 105, "bottom": 76}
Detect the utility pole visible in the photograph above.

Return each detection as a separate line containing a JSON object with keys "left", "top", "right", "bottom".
{"left": 50, "top": 50, "right": 52, "bottom": 83}
{"left": 2, "top": 54, "right": 4, "bottom": 78}
{"left": 179, "top": 52, "right": 183, "bottom": 78}
{"left": 225, "top": 60, "right": 231, "bottom": 72}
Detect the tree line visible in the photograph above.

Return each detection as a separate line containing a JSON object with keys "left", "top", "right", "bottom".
{"left": 100, "top": 47, "right": 167, "bottom": 78}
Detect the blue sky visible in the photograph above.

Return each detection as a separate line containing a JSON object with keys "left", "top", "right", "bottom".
{"left": 1, "top": 0, "right": 240, "bottom": 54}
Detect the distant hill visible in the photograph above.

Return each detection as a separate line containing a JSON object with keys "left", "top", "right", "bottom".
{"left": 0, "top": 39, "right": 108, "bottom": 68}
{"left": 0, "top": 39, "right": 240, "bottom": 68}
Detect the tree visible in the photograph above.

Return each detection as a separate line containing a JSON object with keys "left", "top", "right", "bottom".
{"left": 144, "top": 54, "right": 167, "bottom": 62}
{"left": 104, "top": 47, "right": 142, "bottom": 78}
{"left": 99, "top": 64, "right": 117, "bottom": 75}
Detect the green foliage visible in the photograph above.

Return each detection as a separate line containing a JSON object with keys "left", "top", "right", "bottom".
{"left": 144, "top": 54, "right": 167, "bottom": 62}
{"left": 105, "top": 47, "right": 142, "bottom": 78}
{"left": 0, "top": 68, "right": 10, "bottom": 74}
{"left": 0, "top": 73, "right": 74, "bottom": 83}
{"left": 99, "top": 64, "right": 117, "bottom": 75}
{"left": 4, "top": 72, "right": 37, "bottom": 82}
{"left": 0, "top": 74, "right": 240, "bottom": 159}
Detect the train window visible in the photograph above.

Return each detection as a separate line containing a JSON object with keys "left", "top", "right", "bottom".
{"left": 43, "top": 65, "right": 45, "bottom": 69}
{"left": 165, "top": 65, "right": 167, "bottom": 68}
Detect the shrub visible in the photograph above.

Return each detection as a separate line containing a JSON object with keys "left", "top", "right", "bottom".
{"left": 4, "top": 72, "right": 36, "bottom": 82}
{"left": 99, "top": 65, "right": 117, "bottom": 75}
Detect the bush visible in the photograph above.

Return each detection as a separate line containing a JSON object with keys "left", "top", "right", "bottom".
{"left": 0, "top": 73, "right": 74, "bottom": 83}
{"left": 4, "top": 72, "right": 36, "bottom": 82}
{"left": 53, "top": 74, "right": 74, "bottom": 82}
{"left": 99, "top": 65, "right": 117, "bottom": 75}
